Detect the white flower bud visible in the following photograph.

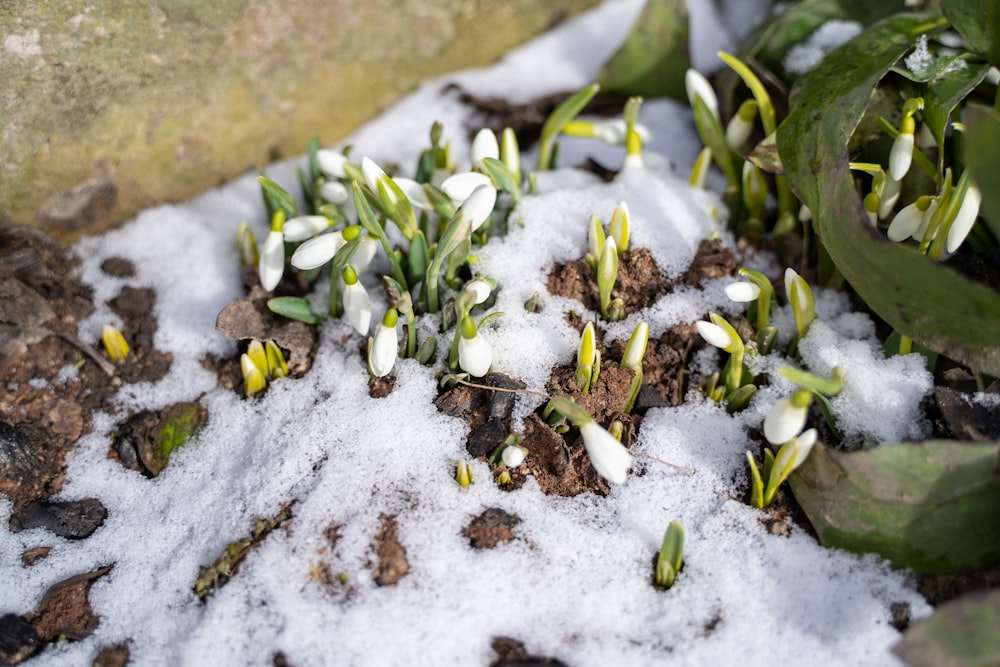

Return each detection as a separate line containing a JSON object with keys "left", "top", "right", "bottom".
{"left": 283, "top": 215, "right": 331, "bottom": 243}
{"left": 889, "top": 130, "right": 914, "bottom": 181}
{"left": 579, "top": 420, "right": 632, "bottom": 484}
{"left": 763, "top": 395, "right": 810, "bottom": 445}
{"left": 501, "top": 445, "right": 525, "bottom": 468}
{"left": 724, "top": 281, "right": 761, "bottom": 303}
{"left": 946, "top": 184, "right": 981, "bottom": 253}
{"left": 258, "top": 230, "right": 285, "bottom": 291}
{"left": 685, "top": 69, "right": 719, "bottom": 119}
{"left": 441, "top": 172, "right": 493, "bottom": 204}
{"left": 320, "top": 181, "right": 349, "bottom": 205}
{"left": 696, "top": 320, "right": 732, "bottom": 350}
{"left": 343, "top": 273, "right": 372, "bottom": 336}
{"left": 459, "top": 184, "right": 498, "bottom": 232}
{"left": 316, "top": 149, "right": 348, "bottom": 179}
{"left": 368, "top": 313, "right": 399, "bottom": 378}
{"left": 290, "top": 232, "right": 345, "bottom": 270}
{"left": 471, "top": 128, "right": 500, "bottom": 167}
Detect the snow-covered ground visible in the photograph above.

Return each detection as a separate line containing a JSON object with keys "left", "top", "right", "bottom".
{"left": 2, "top": 1, "right": 934, "bottom": 665}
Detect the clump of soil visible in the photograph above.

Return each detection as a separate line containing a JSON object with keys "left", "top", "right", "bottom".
{"left": 463, "top": 508, "right": 521, "bottom": 549}
{"left": 547, "top": 247, "right": 668, "bottom": 317}
{"left": 372, "top": 515, "right": 409, "bottom": 586}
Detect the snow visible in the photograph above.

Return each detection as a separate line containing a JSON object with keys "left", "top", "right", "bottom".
{"left": 784, "top": 20, "right": 863, "bottom": 75}
{"left": 1, "top": 2, "right": 935, "bottom": 666}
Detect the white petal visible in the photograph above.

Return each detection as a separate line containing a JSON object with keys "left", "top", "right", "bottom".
{"left": 946, "top": 185, "right": 981, "bottom": 253}
{"left": 343, "top": 281, "right": 371, "bottom": 335}
{"left": 685, "top": 69, "right": 718, "bottom": 119}
{"left": 725, "top": 115, "right": 753, "bottom": 150}
{"left": 361, "top": 156, "right": 386, "bottom": 192}
{"left": 592, "top": 119, "right": 627, "bottom": 144}
{"left": 441, "top": 172, "right": 493, "bottom": 203}
{"left": 878, "top": 176, "right": 901, "bottom": 219}
{"left": 912, "top": 197, "right": 938, "bottom": 241}
{"left": 460, "top": 184, "right": 497, "bottom": 232}
{"left": 464, "top": 279, "right": 492, "bottom": 305}
{"left": 258, "top": 231, "right": 285, "bottom": 291}
{"left": 501, "top": 445, "right": 525, "bottom": 468}
{"left": 886, "top": 201, "right": 924, "bottom": 242}
{"left": 763, "top": 397, "right": 809, "bottom": 445}
{"left": 471, "top": 128, "right": 500, "bottom": 166}
{"left": 889, "top": 132, "right": 914, "bottom": 181}
{"left": 316, "top": 149, "right": 348, "bottom": 179}
{"left": 351, "top": 237, "right": 379, "bottom": 273}
{"left": 789, "top": 428, "right": 817, "bottom": 469}
{"left": 290, "top": 232, "right": 344, "bottom": 270}
{"left": 392, "top": 177, "right": 432, "bottom": 210}
{"left": 283, "top": 215, "right": 330, "bottom": 242}
{"left": 580, "top": 421, "right": 633, "bottom": 484}
{"left": 724, "top": 281, "right": 761, "bottom": 303}
{"left": 368, "top": 323, "right": 398, "bottom": 377}
{"left": 695, "top": 320, "right": 731, "bottom": 350}
{"left": 320, "top": 181, "right": 349, "bottom": 205}
{"left": 458, "top": 332, "right": 493, "bottom": 377}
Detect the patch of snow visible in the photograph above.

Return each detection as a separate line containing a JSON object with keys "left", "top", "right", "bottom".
{"left": 784, "top": 20, "right": 863, "bottom": 75}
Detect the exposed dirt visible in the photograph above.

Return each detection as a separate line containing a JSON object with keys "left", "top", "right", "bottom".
{"left": 372, "top": 515, "right": 409, "bottom": 587}
{"left": 463, "top": 508, "right": 521, "bottom": 550}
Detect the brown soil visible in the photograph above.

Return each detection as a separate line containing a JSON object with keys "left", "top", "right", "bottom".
{"left": 372, "top": 515, "right": 409, "bottom": 586}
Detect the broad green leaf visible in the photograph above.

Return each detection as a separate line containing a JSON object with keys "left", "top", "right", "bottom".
{"left": 964, "top": 110, "right": 1000, "bottom": 242}
{"left": 788, "top": 441, "right": 1000, "bottom": 574}
{"left": 596, "top": 0, "right": 689, "bottom": 100}
{"left": 893, "top": 589, "right": 1000, "bottom": 667}
{"left": 923, "top": 59, "right": 990, "bottom": 157}
{"left": 267, "top": 296, "right": 324, "bottom": 324}
{"left": 942, "top": 0, "right": 1000, "bottom": 67}
{"left": 777, "top": 14, "right": 1000, "bottom": 376}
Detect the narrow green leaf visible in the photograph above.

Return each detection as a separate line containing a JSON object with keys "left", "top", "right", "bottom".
{"left": 788, "top": 441, "right": 1000, "bottom": 574}
{"left": 942, "top": 0, "right": 1000, "bottom": 67}
{"left": 480, "top": 157, "right": 521, "bottom": 201}
{"left": 923, "top": 59, "right": 990, "bottom": 156}
{"left": 692, "top": 95, "right": 737, "bottom": 186}
{"left": 537, "top": 84, "right": 600, "bottom": 171}
{"left": 893, "top": 589, "right": 1000, "bottom": 667}
{"left": 267, "top": 297, "right": 324, "bottom": 324}
{"left": 352, "top": 181, "right": 409, "bottom": 291}
{"left": 258, "top": 176, "right": 299, "bottom": 218}
{"left": 596, "top": 0, "right": 690, "bottom": 100}
{"left": 777, "top": 14, "right": 1000, "bottom": 376}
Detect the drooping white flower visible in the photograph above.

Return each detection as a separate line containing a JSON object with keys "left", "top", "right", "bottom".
{"left": 351, "top": 236, "right": 379, "bottom": 273}
{"left": 685, "top": 68, "right": 718, "bottom": 119}
{"left": 464, "top": 278, "right": 492, "bottom": 305}
{"left": 283, "top": 215, "right": 332, "bottom": 243}
{"left": 459, "top": 184, "right": 498, "bottom": 231}
{"left": 878, "top": 175, "right": 902, "bottom": 220}
{"left": 392, "top": 177, "right": 433, "bottom": 210}
{"left": 887, "top": 197, "right": 931, "bottom": 242}
{"left": 696, "top": 320, "right": 733, "bottom": 351}
{"left": 763, "top": 391, "right": 812, "bottom": 445}
{"left": 259, "top": 230, "right": 285, "bottom": 291}
{"left": 773, "top": 428, "right": 817, "bottom": 475}
{"left": 361, "top": 157, "right": 388, "bottom": 193}
{"left": 471, "top": 128, "right": 500, "bottom": 168}
{"left": 319, "top": 181, "right": 349, "bottom": 205}
{"left": 501, "top": 445, "right": 525, "bottom": 468}
{"left": 441, "top": 172, "right": 493, "bottom": 204}
{"left": 290, "top": 231, "right": 345, "bottom": 270}
{"left": 945, "top": 184, "right": 982, "bottom": 253}
{"left": 725, "top": 99, "right": 757, "bottom": 150}
{"left": 368, "top": 309, "right": 399, "bottom": 377}
{"left": 724, "top": 281, "right": 761, "bottom": 303}
{"left": 889, "top": 127, "right": 914, "bottom": 181}
{"left": 316, "top": 149, "right": 349, "bottom": 179}
{"left": 342, "top": 266, "right": 371, "bottom": 335}
{"left": 457, "top": 316, "right": 493, "bottom": 377}
{"left": 579, "top": 420, "right": 633, "bottom": 484}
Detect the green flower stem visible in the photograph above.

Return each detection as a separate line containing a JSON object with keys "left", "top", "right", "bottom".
{"left": 352, "top": 181, "right": 409, "bottom": 291}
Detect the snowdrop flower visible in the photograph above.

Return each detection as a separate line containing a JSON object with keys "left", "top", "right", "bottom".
{"left": 501, "top": 445, "right": 526, "bottom": 468}
{"left": 361, "top": 156, "right": 388, "bottom": 194}
{"left": 878, "top": 175, "right": 902, "bottom": 220}
{"left": 784, "top": 267, "right": 815, "bottom": 340}
{"left": 762, "top": 428, "right": 817, "bottom": 506}
{"left": 889, "top": 119, "right": 915, "bottom": 181}
{"left": 587, "top": 214, "right": 606, "bottom": 260}
{"left": 441, "top": 172, "right": 493, "bottom": 205}
{"left": 368, "top": 309, "right": 399, "bottom": 377}
{"left": 685, "top": 68, "right": 718, "bottom": 119}
{"left": 576, "top": 321, "right": 600, "bottom": 393}
{"left": 342, "top": 265, "right": 371, "bottom": 335}
{"left": 101, "top": 324, "right": 130, "bottom": 363}
{"left": 695, "top": 316, "right": 740, "bottom": 353}
{"left": 290, "top": 231, "right": 346, "bottom": 270}
{"left": 351, "top": 236, "right": 379, "bottom": 273}
{"left": 887, "top": 196, "right": 933, "bottom": 242}
{"left": 620, "top": 321, "right": 648, "bottom": 371}
{"left": 609, "top": 201, "right": 630, "bottom": 252}
{"left": 319, "top": 181, "right": 349, "bottom": 205}
{"left": 392, "top": 177, "right": 433, "bottom": 210}
{"left": 471, "top": 128, "right": 500, "bottom": 168}
{"left": 259, "top": 212, "right": 286, "bottom": 292}
{"left": 457, "top": 316, "right": 493, "bottom": 377}
{"left": 240, "top": 353, "right": 266, "bottom": 397}
{"left": 500, "top": 127, "right": 522, "bottom": 186}
{"left": 579, "top": 421, "right": 633, "bottom": 484}
{"left": 763, "top": 390, "right": 813, "bottom": 445}
{"left": 464, "top": 278, "right": 493, "bottom": 305}
{"left": 725, "top": 280, "right": 761, "bottom": 303}
{"left": 563, "top": 118, "right": 651, "bottom": 145}
{"left": 459, "top": 183, "right": 498, "bottom": 232}
{"left": 945, "top": 183, "right": 981, "bottom": 253}
{"left": 725, "top": 99, "right": 757, "bottom": 150}
{"left": 283, "top": 215, "right": 332, "bottom": 243}
{"left": 316, "top": 149, "right": 349, "bottom": 179}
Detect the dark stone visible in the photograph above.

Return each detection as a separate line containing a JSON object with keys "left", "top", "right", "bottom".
{"left": 490, "top": 637, "right": 568, "bottom": 667}
{"left": 9, "top": 498, "right": 107, "bottom": 539}
{"left": 0, "top": 614, "right": 40, "bottom": 666}
{"left": 633, "top": 383, "right": 668, "bottom": 412}
{"left": 463, "top": 508, "right": 521, "bottom": 549}
{"left": 434, "top": 374, "right": 526, "bottom": 458}
{"left": 99, "top": 257, "right": 135, "bottom": 278}
{"left": 935, "top": 386, "right": 1000, "bottom": 441}
{"left": 0, "top": 421, "right": 45, "bottom": 489}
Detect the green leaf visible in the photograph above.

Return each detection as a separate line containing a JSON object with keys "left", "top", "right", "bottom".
{"left": 352, "top": 181, "right": 409, "bottom": 291}
{"left": 942, "top": 0, "right": 1000, "bottom": 67}
{"left": 923, "top": 59, "right": 990, "bottom": 158}
{"left": 788, "top": 441, "right": 1000, "bottom": 574}
{"left": 480, "top": 157, "right": 521, "bottom": 201}
{"left": 777, "top": 14, "right": 1000, "bottom": 376}
{"left": 537, "top": 83, "right": 600, "bottom": 171}
{"left": 964, "top": 110, "right": 1000, "bottom": 241}
{"left": 893, "top": 589, "right": 1000, "bottom": 667}
{"left": 692, "top": 95, "right": 737, "bottom": 186}
{"left": 258, "top": 176, "right": 299, "bottom": 219}
{"left": 595, "top": 0, "right": 689, "bottom": 100}
{"left": 267, "top": 296, "right": 324, "bottom": 324}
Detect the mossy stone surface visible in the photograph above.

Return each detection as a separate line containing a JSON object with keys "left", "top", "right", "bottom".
{"left": 1, "top": 1, "right": 598, "bottom": 241}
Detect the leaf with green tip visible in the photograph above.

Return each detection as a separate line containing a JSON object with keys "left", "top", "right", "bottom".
{"left": 922, "top": 59, "right": 990, "bottom": 157}
{"left": 258, "top": 176, "right": 299, "bottom": 219}
{"left": 777, "top": 14, "right": 1000, "bottom": 376}
{"left": 480, "top": 158, "right": 521, "bottom": 200}
{"left": 692, "top": 96, "right": 737, "bottom": 186}
{"left": 942, "top": 0, "right": 1000, "bottom": 67}
{"left": 267, "top": 297, "right": 324, "bottom": 324}
{"left": 964, "top": 110, "right": 1000, "bottom": 242}
{"left": 537, "top": 83, "right": 599, "bottom": 171}
{"left": 596, "top": 0, "right": 689, "bottom": 100}
{"left": 893, "top": 589, "right": 1000, "bottom": 667}
{"left": 788, "top": 441, "right": 1000, "bottom": 574}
